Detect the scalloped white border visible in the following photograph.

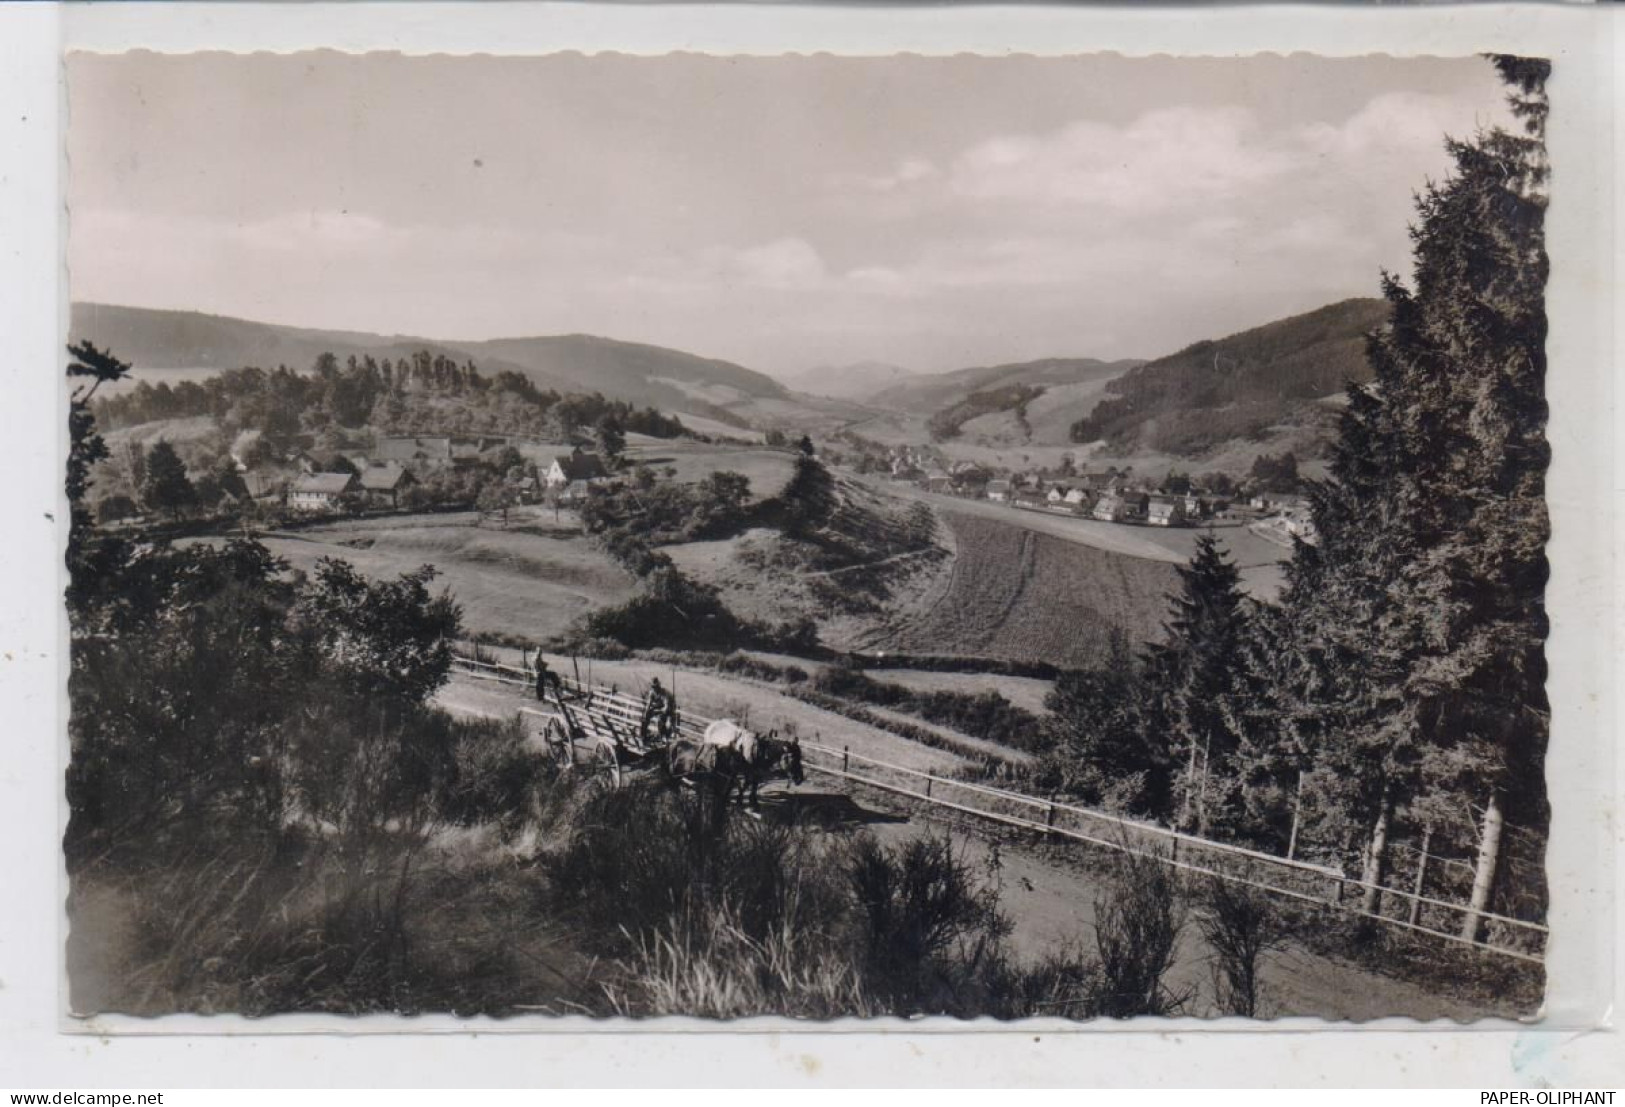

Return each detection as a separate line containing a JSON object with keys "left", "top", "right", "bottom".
{"left": 2, "top": 1, "right": 1617, "bottom": 1087}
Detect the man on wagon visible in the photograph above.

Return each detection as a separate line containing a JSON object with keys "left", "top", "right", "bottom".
{"left": 640, "top": 676, "right": 678, "bottom": 745}
{"left": 535, "top": 653, "right": 565, "bottom": 703}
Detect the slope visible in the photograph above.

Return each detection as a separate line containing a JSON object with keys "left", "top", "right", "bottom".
{"left": 68, "top": 302, "right": 843, "bottom": 432}
{"left": 868, "top": 355, "right": 1142, "bottom": 415}
{"left": 784, "top": 360, "right": 918, "bottom": 403}
{"left": 1069, "top": 297, "right": 1391, "bottom": 457}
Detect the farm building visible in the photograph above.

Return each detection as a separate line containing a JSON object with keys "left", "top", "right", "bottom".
{"left": 1147, "top": 495, "right": 1186, "bottom": 527}
{"left": 1249, "top": 492, "right": 1307, "bottom": 513}
{"left": 357, "top": 463, "right": 416, "bottom": 508}
{"left": 556, "top": 478, "right": 594, "bottom": 506}
{"left": 288, "top": 471, "right": 358, "bottom": 512}
{"left": 237, "top": 471, "right": 286, "bottom": 505}
{"left": 377, "top": 436, "right": 454, "bottom": 465}
{"left": 1282, "top": 508, "right": 1319, "bottom": 543}
{"left": 1092, "top": 492, "right": 1129, "bottom": 522}
{"left": 1093, "top": 490, "right": 1149, "bottom": 523}
{"left": 546, "top": 447, "right": 610, "bottom": 488}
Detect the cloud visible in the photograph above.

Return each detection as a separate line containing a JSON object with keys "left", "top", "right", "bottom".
{"left": 944, "top": 106, "right": 1298, "bottom": 214}
{"left": 228, "top": 209, "right": 393, "bottom": 252}
{"left": 727, "top": 237, "right": 828, "bottom": 289}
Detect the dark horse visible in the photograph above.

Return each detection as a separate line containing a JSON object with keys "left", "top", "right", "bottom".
{"left": 667, "top": 724, "right": 804, "bottom": 819}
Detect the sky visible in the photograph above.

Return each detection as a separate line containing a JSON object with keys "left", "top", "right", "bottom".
{"left": 66, "top": 52, "right": 1515, "bottom": 377}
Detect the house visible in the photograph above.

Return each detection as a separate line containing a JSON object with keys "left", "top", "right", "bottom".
{"left": 377, "top": 436, "right": 454, "bottom": 465}
{"left": 1181, "top": 492, "right": 1205, "bottom": 518}
{"left": 288, "top": 471, "right": 358, "bottom": 512}
{"left": 923, "top": 476, "right": 954, "bottom": 495}
{"left": 357, "top": 463, "right": 415, "bottom": 508}
{"left": 1064, "top": 488, "right": 1093, "bottom": 507}
{"left": 1046, "top": 485, "right": 1070, "bottom": 504}
{"left": 1012, "top": 490, "right": 1048, "bottom": 510}
{"left": 1147, "top": 495, "right": 1186, "bottom": 527}
{"left": 985, "top": 479, "right": 1013, "bottom": 503}
{"left": 955, "top": 469, "right": 991, "bottom": 495}
{"left": 546, "top": 447, "right": 609, "bottom": 488}
{"left": 239, "top": 471, "right": 285, "bottom": 504}
{"left": 1092, "top": 492, "right": 1129, "bottom": 522}
{"left": 556, "top": 478, "right": 594, "bottom": 505}
{"left": 1093, "top": 490, "right": 1149, "bottom": 523}
{"left": 1282, "top": 508, "right": 1319, "bottom": 543}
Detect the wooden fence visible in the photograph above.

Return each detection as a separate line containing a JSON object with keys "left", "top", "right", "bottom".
{"left": 449, "top": 653, "right": 1547, "bottom": 965}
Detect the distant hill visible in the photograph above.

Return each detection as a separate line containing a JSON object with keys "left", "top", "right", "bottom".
{"left": 1069, "top": 298, "right": 1392, "bottom": 457}
{"left": 785, "top": 360, "right": 918, "bottom": 403}
{"left": 869, "top": 356, "right": 1143, "bottom": 417}
{"left": 68, "top": 303, "right": 857, "bottom": 432}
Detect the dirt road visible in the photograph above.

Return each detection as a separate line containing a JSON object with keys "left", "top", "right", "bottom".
{"left": 435, "top": 668, "right": 1510, "bottom": 1022}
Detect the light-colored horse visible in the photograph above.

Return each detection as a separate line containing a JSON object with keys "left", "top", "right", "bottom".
{"left": 671, "top": 720, "right": 805, "bottom": 815}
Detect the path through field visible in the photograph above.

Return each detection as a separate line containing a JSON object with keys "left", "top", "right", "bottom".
{"left": 435, "top": 669, "right": 1510, "bottom": 1022}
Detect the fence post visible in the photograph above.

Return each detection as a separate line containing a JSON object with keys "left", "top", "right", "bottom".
{"left": 926, "top": 777, "right": 933, "bottom": 799}
{"left": 1045, "top": 802, "right": 1057, "bottom": 839}
{"left": 842, "top": 746, "right": 849, "bottom": 773}
{"left": 1408, "top": 828, "right": 1433, "bottom": 928}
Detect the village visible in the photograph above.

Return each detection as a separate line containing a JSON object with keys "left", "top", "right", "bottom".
{"left": 213, "top": 434, "right": 615, "bottom": 518}
{"left": 872, "top": 445, "right": 1319, "bottom": 547}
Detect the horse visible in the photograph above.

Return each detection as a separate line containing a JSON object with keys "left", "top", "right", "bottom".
{"left": 669, "top": 721, "right": 805, "bottom": 816}
{"left": 720, "top": 729, "right": 805, "bottom": 810}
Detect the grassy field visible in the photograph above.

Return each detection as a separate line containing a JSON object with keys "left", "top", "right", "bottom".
{"left": 862, "top": 668, "right": 1056, "bottom": 717}
{"left": 622, "top": 437, "right": 797, "bottom": 501}
{"left": 870, "top": 511, "right": 1179, "bottom": 669}
{"left": 218, "top": 509, "right": 637, "bottom": 642}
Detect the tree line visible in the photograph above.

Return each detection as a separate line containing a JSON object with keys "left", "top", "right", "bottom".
{"left": 90, "top": 349, "right": 687, "bottom": 445}
{"left": 1045, "top": 57, "right": 1551, "bottom": 944}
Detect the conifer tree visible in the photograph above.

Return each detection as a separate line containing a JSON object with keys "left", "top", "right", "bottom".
{"left": 141, "top": 440, "right": 196, "bottom": 522}
{"left": 1145, "top": 533, "right": 1251, "bottom": 835}
{"left": 1276, "top": 56, "right": 1550, "bottom": 926}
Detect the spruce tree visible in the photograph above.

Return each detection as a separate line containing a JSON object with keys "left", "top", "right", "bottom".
{"left": 1145, "top": 532, "right": 1251, "bottom": 835}
{"left": 141, "top": 440, "right": 196, "bottom": 522}
{"left": 1276, "top": 56, "right": 1550, "bottom": 927}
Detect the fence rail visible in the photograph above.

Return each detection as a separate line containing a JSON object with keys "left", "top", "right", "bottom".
{"left": 449, "top": 652, "right": 1545, "bottom": 964}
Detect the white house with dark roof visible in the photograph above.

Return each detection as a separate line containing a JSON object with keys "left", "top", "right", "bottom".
{"left": 546, "top": 447, "right": 609, "bottom": 488}
{"left": 288, "top": 471, "right": 358, "bottom": 512}
{"left": 1147, "top": 495, "right": 1186, "bottom": 527}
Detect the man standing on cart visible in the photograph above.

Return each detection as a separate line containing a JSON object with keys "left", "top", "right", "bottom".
{"left": 640, "top": 676, "right": 677, "bottom": 745}
{"left": 535, "top": 653, "right": 565, "bottom": 703}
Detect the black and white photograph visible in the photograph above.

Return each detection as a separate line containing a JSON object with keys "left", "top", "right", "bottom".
{"left": 61, "top": 48, "right": 1555, "bottom": 1024}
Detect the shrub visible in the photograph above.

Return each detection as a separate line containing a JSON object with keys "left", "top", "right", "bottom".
{"left": 843, "top": 833, "right": 1010, "bottom": 1011}
{"left": 1090, "top": 848, "right": 1189, "bottom": 1017}
{"left": 1196, "top": 876, "right": 1286, "bottom": 1018}
{"left": 436, "top": 714, "right": 554, "bottom": 834}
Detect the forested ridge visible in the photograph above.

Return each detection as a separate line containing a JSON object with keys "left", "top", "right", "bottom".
{"left": 1069, "top": 298, "right": 1391, "bottom": 455}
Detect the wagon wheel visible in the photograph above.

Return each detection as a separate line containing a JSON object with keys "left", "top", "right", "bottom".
{"left": 593, "top": 738, "right": 624, "bottom": 789}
